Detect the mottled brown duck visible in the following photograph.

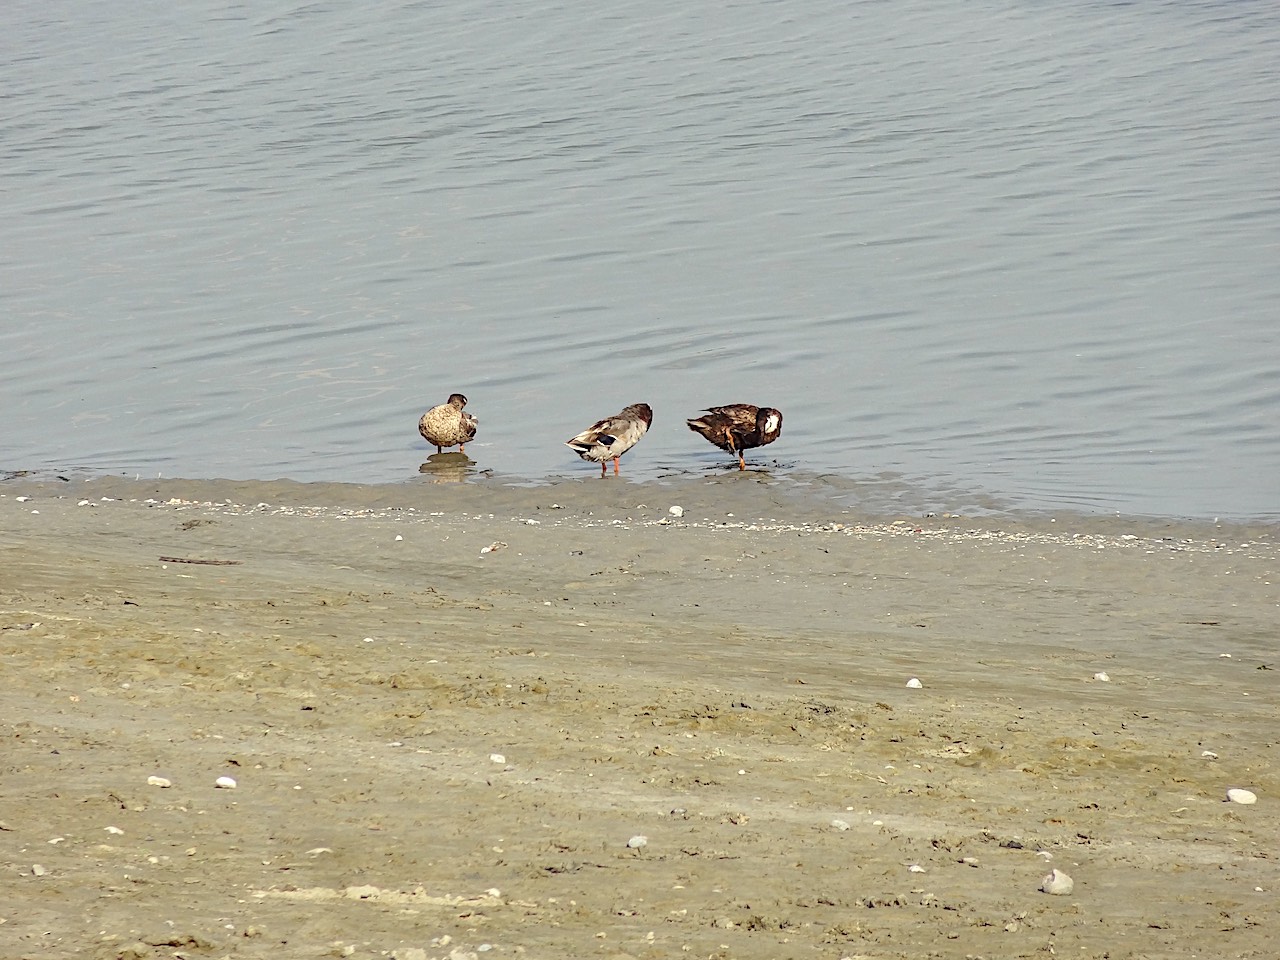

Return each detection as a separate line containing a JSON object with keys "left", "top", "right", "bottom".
{"left": 418, "top": 393, "right": 478, "bottom": 454}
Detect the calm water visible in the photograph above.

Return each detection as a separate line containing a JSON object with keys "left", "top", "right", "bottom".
{"left": 4, "top": 0, "right": 1279, "bottom": 518}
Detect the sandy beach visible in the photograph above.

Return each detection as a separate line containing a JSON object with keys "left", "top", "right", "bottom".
{"left": 2, "top": 473, "right": 1276, "bottom": 960}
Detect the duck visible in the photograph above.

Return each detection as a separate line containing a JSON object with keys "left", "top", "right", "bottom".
{"left": 418, "top": 393, "right": 478, "bottom": 454}
{"left": 565, "top": 402, "right": 653, "bottom": 476}
{"left": 686, "top": 403, "right": 783, "bottom": 470}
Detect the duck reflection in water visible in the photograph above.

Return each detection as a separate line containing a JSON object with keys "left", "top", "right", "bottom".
{"left": 418, "top": 451, "right": 476, "bottom": 483}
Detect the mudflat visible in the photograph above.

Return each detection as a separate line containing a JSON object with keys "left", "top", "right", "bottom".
{"left": 2, "top": 475, "right": 1276, "bottom": 960}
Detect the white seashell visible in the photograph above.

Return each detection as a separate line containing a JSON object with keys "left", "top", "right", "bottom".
{"left": 480, "top": 541, "right": 507, "bottom": 555}
{"left": 1040, "top": 868, "right": 1074, "bottom": 895}
{"left": 16, "top": 496, "right": 30, "bottom": 502}
{"left": 1093, "top": 672, "right": 1110, "bottom": 682}
{"left": 147, "top": 776, "right": 172, "bottom": 788}
{"left": 1227, "top": 788, "right": 1257, "bottom": 805}
{"left": 394, "top": 534, "right": 403, "bottom": 541}
{"left": 489, "top": 753, "right": 506, "bottom": 765}
{"left": 668, "top": 506, "right": 684, "bottom": 517}
{"left": 1201, "top": 751, "right": 1218, "bottom": 760}
{"left": 32, "top": 864, "right": 48, "bottom": 876}
{"left": 830, "top": 819, "right": 850, "bottom": 831}
{"left": 105, "top": 826, "right": 124, "bottom": 835}
{"left": 215, "top": 776, "right": 237, "bottom": 789}
{"left": 627, "top": 835, "right": 648, "bottom": 848}
{"left": 907, "top": 864, "right": 926, "bottom": 873}
{"left": 906, "top": 678, "right": 923, "bottom": 689}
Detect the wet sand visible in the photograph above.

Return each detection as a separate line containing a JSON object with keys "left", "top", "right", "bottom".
{"left": 2, "top": 474, "right": 1277, "bottom": 960}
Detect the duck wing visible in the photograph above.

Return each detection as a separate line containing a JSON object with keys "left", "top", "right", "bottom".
{"left": 459, "top": 412, "right": 479, "bottom": 444}
{"left": 688, "top": 404, "right": 761, "bottom": 450}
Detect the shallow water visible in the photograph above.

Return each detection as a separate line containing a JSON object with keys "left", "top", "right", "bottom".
{"left": 4, "top": 0, "right": 1279, "bottom": 518}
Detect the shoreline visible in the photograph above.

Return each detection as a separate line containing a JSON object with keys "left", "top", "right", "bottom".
{"left": 6, "top": 469, "right": 1278, "bottom": 534}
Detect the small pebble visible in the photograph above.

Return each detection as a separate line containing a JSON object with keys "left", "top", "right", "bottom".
{"left": 906, "top": 678, "right": 923, "bottom": 689}
{"left": 105, "top": 826, "right": 124, "bottom": 835}
{"left": 1093, "top": 671, "right": 1110, "bottom": 682}
{"left": 32, "top": 864, "right": 48, "bottom": 876}
{"left": 830, "top": 819, "right": 850, "bottom": 831}
{"left": 147, "top": 776, "right": 172, "bottom": 788}
{"left": 215, "top": 776, "right": 237, "bottom": 789}
{"left": 1040, "top": 868, "right": 1074, "bottom": 895}
{"left": 907, "top": 864, "right": 926, "bottom": 873}
{"left": 627, "top": 835, "right": 648, "bottom": 848}
{"left": 1227, "top": 788, "right": 1257, "bottom": 805}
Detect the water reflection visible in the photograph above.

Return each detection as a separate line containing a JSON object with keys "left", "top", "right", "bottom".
{"left": 417, "top": 452, "right": 478, "bottom": 483}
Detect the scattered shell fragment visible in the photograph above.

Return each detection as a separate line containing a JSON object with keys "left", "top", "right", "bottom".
{"left": 1201, "top": 750, "right": 1218, "bottom": 760}
{"left": 830, "top": 819, "right": 850, "bottom": 831}
{"left": 668, "top": 506, "right": 684, "bottom": 517}
{"left": 32, "top": 864, "right": 48, "bottom": 876}
{"left": 105, "top": 826, "right": 124, "bottom": 835}
{"left": 147, "top": 776, "right": 172, "bottom": 788}
{"left": 1093, "top": 671, "right": 1110, "bottom": 682}
{"left": 489, "top": 753, "right": 506, "bottom": 765}
{"left": 627, "top": 835, "right": 648, "bottom": 848}
{"left": 1040, "top": 868, "right": 1074, "bottom": 895}
{"left": 1227, "top": 788, "right": 1257, "bottom": 805}
{"left": 905, "top": 678, "right": 923, "bottom": 689}
{"left": 480, "top": 541, "right": 507, "bottom": 555}
{"left": 907, "top": 864, "right": 927, "bottom": 873}
{"left": 215, "top": 776, "right": 237, "bottom": 789}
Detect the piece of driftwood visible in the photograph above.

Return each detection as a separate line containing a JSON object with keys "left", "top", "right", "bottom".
{"left": 158, "top": 556, "right": 243, "bottom": 566}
